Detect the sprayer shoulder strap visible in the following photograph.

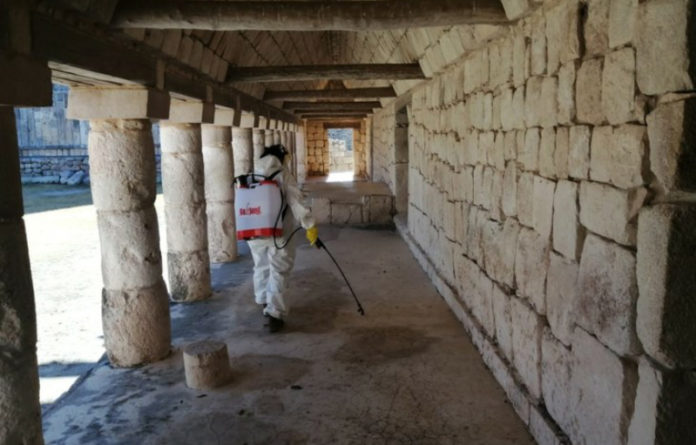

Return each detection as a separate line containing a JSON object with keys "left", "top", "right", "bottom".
{"left": 268, "top": 170, "right": 282, "bottom": 181}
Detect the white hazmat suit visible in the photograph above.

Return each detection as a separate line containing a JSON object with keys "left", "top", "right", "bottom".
{"left": 247, "top": 153, "right": 315, "bottom": 320}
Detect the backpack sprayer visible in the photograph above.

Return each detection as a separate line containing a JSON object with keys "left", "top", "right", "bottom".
{"left": 234, "top": 172, "right": 365, "bottom": 316}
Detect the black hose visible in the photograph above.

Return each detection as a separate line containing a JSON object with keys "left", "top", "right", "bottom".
{"left": 315, "top": 238, "right": 365, "bottom": 316}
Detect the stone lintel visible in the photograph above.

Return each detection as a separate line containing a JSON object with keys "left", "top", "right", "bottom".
{"left": 167, "top": 98, "right": 214, "bottom": 124}
{"left": 238, "top": 110, "right": 257, "bottom": 128}
{"left": 0, "top": 51, "right": 52, "bottom": 107}
{"left": 67, "top": 87, "right": 169, "bottom": 120}
{"left": 212, "top": 106, "right": 236, "bottom": 126}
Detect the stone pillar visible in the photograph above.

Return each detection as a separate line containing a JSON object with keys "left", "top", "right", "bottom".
{"left": 202, "top": 124, "right": 237, "bottom": 263}
{"left": 264, "top": 129, "right": 274, "bottom": 148}
{"left": 232, "top": 127, "right": 253, "bottom": 176}
{"left": 253, "top": 129, "right": 265, "bottom": 164}
{"left": 273, "top": 128, "right": 282, "bottom": 145}
{"left": 160, "top": 99, "right": 213, "bottom": 302}
{"left": 0, "top": 46, "right": 51, "bottom": 444}
{"left": 0, "top": 108, "right": 44, "bottom": 445}
{"left": 67, "top": 86, "right": 172, "bottom": 367}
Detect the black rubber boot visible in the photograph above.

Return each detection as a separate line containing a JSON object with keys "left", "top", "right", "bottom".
{"left": 267, "top": 315, "right": 284, "bottom": 333}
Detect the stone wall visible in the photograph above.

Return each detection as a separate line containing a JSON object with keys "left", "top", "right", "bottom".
{"left": 305, "top": 121, "right": 328, "bottom": 175}
{"left": 304, "top": 120, "right": 368, "bottom": 178}
{"left": 372, "top": 0, "right": 696, "bottom": 444}
{"left": 15, "top": 84, "right": 162, "bottom": 184}
{"left": 328, "top": 139, "right": 353, "bottom": 172}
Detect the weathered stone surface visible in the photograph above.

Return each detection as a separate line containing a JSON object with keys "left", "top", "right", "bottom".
{"left": 568, "top": 125, "right": 590, "bottom": 180}
{"left": 576, "top": 58, "right": 604, "bottom": 125}
{"left": 530, "top": 13, "right": 547, "bottom": 76}
{"left": 539, "top": 76, "right": 558, "bottom": 128}
{"left": 546, "top": 253, "right": 578, "bottom": 346}
{"left": 590, "top": 124, "right": 646, "bottom": 189}
{"left": 602, "top": 48, "right": 641, "bottom": 124}
{"left": 501, "top": 0, "right": 532, "bottom": 20}
{"left": 515, "top": 227, "right": 549, "bottom": 314}
{"left": 577, "top": 234, "right": 642, "bottom": 356}
{"left": 554, "top": 126, "right": 569, "bottom": 179}
{"left": 541, "top": 328, "right": 574, "bottom": 433}
{"left": 636, "top": 204, "right": 696, "bottom": 369}
{"left": 183, "top": 340, "right": 231, "bottom": 390}
{"left": 161, "top": 123, "right": 211, "bottom": 302}
{"left": 484, "top": 218, "right": 520, "bottom": 288}
{"left": 252, "top": 129, "right": 265, "bottom": 162}
{"left": 331, "top": 203, "right": 363, "bottom": 225}
{"left": 491, "top": 284, "right": 514, "bottom": 361}
{"left": 583, "top": 0, "right": 610, "bottom": 56}
{"left": 88, "top": 119, "right": 157, "bottom": 211}
{"left": 627, "top": 357, "right": 696, "bottom": 445}
{"left": 102, "top": 279, "right": 171, "bottom": 367}
{"left": 97, "top": 207, "right": 163, "bottom": 290}
{"left": 203, "top": 125, "right": 237, "bottom": 263}
{"left": 533, "top": 175, "right": 555, "bottom": 239}
{"left": 519, "top": 128, "right": 539, "bottom": 172}
{"left": 609, "top": 0, "right": 637, "bottom": 48}
{"left": 529, "top": 405, "right": 566, "bottom": 445}
{"left": 0, "top": 220, "right": 43, "bottom": 445}
{"left": 517, "top": 172, "right": 535, "bottom": 227}
{"left": 538, "top": 127, "right": 555, "bottom": 179}
{"left": 510, "top": 297, "right": 543, "bottom": 399}
{"left": 502, "top": 161, "right": 518, "bottom": 217}
{"left": 579, "top": 181, "right": 646, "bottom": 246}
{"left": 646, "top": 98, "right": 696, "bottom": 193}
{"left": 569, "top": 328, "right": 637, "bottom": 445}
{"left": 552, "top": 180, "right": 581, "bottom": 260}
{"left": 557, "top": 62, "right": 576, "bottom": 125}
{"left": 232, "top": 127, "right": 253, "bottom": 177}
{"left": 635, "top": 0, "right": 695, "bottom": 95}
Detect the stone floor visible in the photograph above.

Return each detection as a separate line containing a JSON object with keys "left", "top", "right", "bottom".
{"left": 41, "top": 226, "right": 533, "bottom": 445}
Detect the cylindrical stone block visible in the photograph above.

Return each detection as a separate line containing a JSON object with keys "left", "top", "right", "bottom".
{"left": 252, "top": 129, "right": 265, "bottom": 163}
{"left": 202, "top": 125, "right": 237, "bottom": 263}
{"left": 232, "top": 127, "right": 253, "bottom": 177}
{"left": 273, "top": 129, "right": 281, "bottom": 145}
{"left": 0, "top": 107, "right": 43, "bottom": 444}
{"left": 264, "top": 129, "right": 274, "bottom": 148}
{"left": 88, "top": 118, "right": 171, "bottom": 367}
{"left": 183, "top": 340, "right": 231, "bottom": 389}
{"left": 160, "top": 123, "right": 212, "bottom": 303}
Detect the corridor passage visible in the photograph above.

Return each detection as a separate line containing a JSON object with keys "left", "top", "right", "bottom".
{"left": 42, "top": 227, "right": 532, "bottom": 444}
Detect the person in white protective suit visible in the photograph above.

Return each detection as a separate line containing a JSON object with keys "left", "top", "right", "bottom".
{"left": 247, "top": 144, "right": 318, "bottom": 332}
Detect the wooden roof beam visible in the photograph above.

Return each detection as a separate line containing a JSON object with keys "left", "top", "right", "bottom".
{"left": 264, "top": 87, "right": 396, "bottom": 101}
{"left": 112, "top": 0, "right": 508, "bottom": 31}
{"left": 284, "top": 101, "right": 381, "bottom": 111}
{"left": 227, "top": 64, "right": 425, "bottom": 83}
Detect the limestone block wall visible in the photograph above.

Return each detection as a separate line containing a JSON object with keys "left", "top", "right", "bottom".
{"left": 373, "top": 1, "right": 696, "bottom": 444}
{"left": 354, "top": 120, "right": 368, "bottom": 178}
{"left": 328, "top": 139, "right": 353, "bottom": 172}
{"left": 305, "top": 121, "right": 328, "bottom": 175}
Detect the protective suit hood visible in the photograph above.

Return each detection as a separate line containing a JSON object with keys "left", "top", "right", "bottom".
{"left": 254, "top": 154, "right": 284, "bottom": 177}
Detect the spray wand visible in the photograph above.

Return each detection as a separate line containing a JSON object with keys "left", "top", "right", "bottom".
{"left": 315, "top": 238, "right": 365, "bottom": 316}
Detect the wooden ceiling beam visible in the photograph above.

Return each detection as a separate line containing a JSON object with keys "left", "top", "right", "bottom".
{"left": 112, "top": 0, "right": 508, "bottom": 31}
{"left": 227, "top": 64, "right": 425, "bottom": 83}
{"left": 264, "top": 87, "right": 396, "bottom": 101}
{"left": 284, "top": 101, "right": 381, "bottom": 111}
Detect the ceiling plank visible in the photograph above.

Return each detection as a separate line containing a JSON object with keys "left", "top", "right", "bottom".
{"left": 112, "top": 0, "right": 508, "bottom": 31}
{"left": 264, "top": 87, "right": 395, "bottom": 101}
{"left": 283, "top": 101, "right": 381, "bottom": 111}
{"left": 228, "top": 64, "right": 425, "bottom": 83}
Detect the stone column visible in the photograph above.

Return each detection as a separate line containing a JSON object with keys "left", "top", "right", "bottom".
{"left": 202, "top": 124, "right": 237, "bottom": 263}
{"left": 160, "top": 99, "right": 213, "bottom": 302}
{"left": 0, "top": 108, "right": 44, "bottom": 445}
{"left": 232, "top": 127, "right": 253, "bottom": 176}
{"left": 264, "top": 128, "right": 274, "bottom": 147}
{"left": 67, "top": 87, "right": 172, "bottom": 367}
{"left": 252, "top": 129, "right": 265, "bottom": 164}
{"left": 273, "top": 128, "right": 282, "bottom": 145}
{"left": 0, "top": 48, "right": 51, "bottom": 444}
